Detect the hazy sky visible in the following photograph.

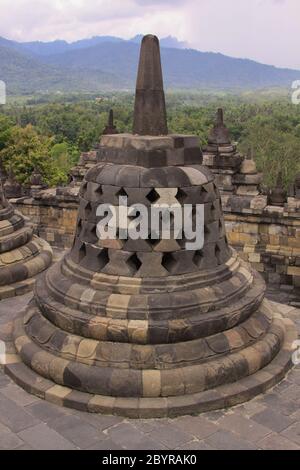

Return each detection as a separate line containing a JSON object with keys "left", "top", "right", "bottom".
{"left": 0, "top": 0, "right": 299, "bottom": 70}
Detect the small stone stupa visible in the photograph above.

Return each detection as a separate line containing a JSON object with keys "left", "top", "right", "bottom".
{"left": 103, "top": 109, "right": 118, "bottom": 135}
{"left": 0, "top": 181, "right": 52, "bottom": 299}
{"left": 203, "top": 110, "right": 265, "bottom": 214}
{"left": 3, "top": 167, "right": 22, "bottom": 199}
{"left": 290, "top": 173, "right": 300, "bottom": 200}
{"left": 269, "top": 172, "right": 287, "bottom": 206}
{"left": 3, "top": 35, "right": 296, "bottom": 418}
{"left": 203, "top": 109, "right": 263, "bottom": 195}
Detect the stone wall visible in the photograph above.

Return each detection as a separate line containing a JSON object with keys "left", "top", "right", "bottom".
{"left": 12, "top": 189, "right": 78, "bottom": 249}
{"left": 224, "top": 201, "right": 300, "bottom": 293}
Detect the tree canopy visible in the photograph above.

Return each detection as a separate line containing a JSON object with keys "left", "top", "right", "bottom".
{"left": 1, "top": 91, "right": 300, "bottom": 189}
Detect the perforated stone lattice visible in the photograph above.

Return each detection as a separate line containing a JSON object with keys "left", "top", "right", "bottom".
{"left": 72, "top": 181, "right": 229, "bottom": 277}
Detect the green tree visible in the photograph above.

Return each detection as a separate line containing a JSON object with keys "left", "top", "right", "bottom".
{"left": 239, "top": 118, "right": 300, "bottom": 189}
{"left": 0, "top": 115, "right": 13, "bottom": 151}
{"left": 50, "top": 142, "right": 80, "bottom": 177}
{"left": 0, "top": 124, "right": 64, "bottom": 186}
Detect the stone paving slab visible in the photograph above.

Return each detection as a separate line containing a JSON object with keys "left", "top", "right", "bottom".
{"left": 0, "top": 364, "right": 299, "bottom": 450}
{"left": 0, "top": 293, "right": 299, "bottom": 450}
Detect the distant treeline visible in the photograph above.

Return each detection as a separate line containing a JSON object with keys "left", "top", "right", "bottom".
{"left": 1, "top": 91, "right": 300, "bottom": 188}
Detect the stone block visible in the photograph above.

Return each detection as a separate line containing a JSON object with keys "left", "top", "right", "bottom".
{"left": 250, "top": 196, "right": 268, "bottom": 211}
{"left": 142, "top": 370, "right": 161, "bottom": 397}
{"left": 240, "top": 159, "right": 257, "bottom": 174}
{"left": 236, "top": 186, "right": 260, "bottom": 197}
{"left": 287, "top": 266, "right": 300, "bottom": 276}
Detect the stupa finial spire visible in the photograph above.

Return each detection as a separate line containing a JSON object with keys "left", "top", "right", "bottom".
{"left": 0, "top": 179, "right": 6, "bottom": 207}
{"left": 217, "top": 108, "right": 224, "bottom": 126}
{"left": 108, "top": 109, "right": 114, "bottom": 127}
{"left": 133, "top": 34, "right": 168, "bottom": 136}
{"left": 103, "top": 109, "right": 118, "bottom": 135}
{"left": 208, "top": 107, "right": 231, "bottom": 145}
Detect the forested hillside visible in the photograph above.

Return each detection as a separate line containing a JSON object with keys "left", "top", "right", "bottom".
{"left": 1, "top": 92, "right": 300, "bottom": 189}
{"left": 0, "top": 35, "right": 299, "bottom": 94}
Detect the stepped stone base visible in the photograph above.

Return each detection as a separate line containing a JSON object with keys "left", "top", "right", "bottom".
{"left": 0, "top": 180, "right": 53, "bottom": 298}
{"left": 0, "top": 303, "right": 297, "bottom": 418}
{"left": 0, "top": 237, "right": 52, "bottom": 300}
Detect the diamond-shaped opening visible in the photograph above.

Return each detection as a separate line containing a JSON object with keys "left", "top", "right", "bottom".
{"left": 162, "top": 252, "right": 177, "bottom": 273}
{"left": 85, "top": 202, "right": 92, "bottom": 218}
{"left": 98, "top": 248, "right": 109, "bottom": 270}
{"left": 199, "top": 186, "right": 209, "bottom": 202}
{"left": 95, "top": 184, "right": 103, "bottom": 195}
{"left": 176, "top": 188, "right": 187, "bottom": 204}
{"left": 76, "top": 219, "right": 83, "bottom": 237}
{"left": 146, "top": 188, "right": 160, "bottom": 204}
{"left": 176, "top": 238, "right": 186, "bottom": 248}
{"left": 90, "top": 224, "right": 98, "bottom": 243}
{"left": 81, "top": 182, "right": 88, "bottom": 193}
{"left": 78, "top": 243, "right": 87, "bottom": 262}
{"left": 147, "top": 236, "right": 159, "bottom": 249}
{"left": 127, "top": 253, "right": 142, "bottom": 272}
{"left": 204, "top": 224, "right": 210, "bottom": 243}
{"left": 193, "top": 250, "right": 203, "bottom": 268}
{"left": 211, "top": 202, "right": 217, "bottom": 217}
{"left": 116, "top": 187, "right": 128, "bottom": 198}
{"left": 213, "top": 183, "right": 220, "bottom": 196}
{"left": 215, "top": 244, "right": 222, "bottom": 265}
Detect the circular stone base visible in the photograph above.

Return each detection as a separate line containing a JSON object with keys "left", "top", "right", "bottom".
{"left": 0, "top": 238, "right": 53, "bottom": 301}
{"left": 0, "top": 277, "right": 35, "bottom": 300}
{"left": 0, "top": 308, "right": 297, "bottom": 418}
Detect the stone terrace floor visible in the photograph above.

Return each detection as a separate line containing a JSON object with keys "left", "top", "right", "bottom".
{"left": 0, "top": 292, "right": 300, "bottom": 450}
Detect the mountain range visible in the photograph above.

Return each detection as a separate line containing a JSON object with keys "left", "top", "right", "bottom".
{"left": 0, "top": 34, "right": 299, "bottom": 95}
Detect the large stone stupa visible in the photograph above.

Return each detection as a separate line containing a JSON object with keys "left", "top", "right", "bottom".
{"left": 0, "top": 182, "right": 52, "bottom": 299}
{"left": 2, "top": 35, "right": 296, "bottom": 418}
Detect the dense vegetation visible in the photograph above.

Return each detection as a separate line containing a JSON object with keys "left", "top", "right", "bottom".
{"left": 0, "top": 91, "right": 300, "bottom": 188}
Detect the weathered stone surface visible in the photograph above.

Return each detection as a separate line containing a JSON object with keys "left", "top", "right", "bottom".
{"left": 208, "top": 109, "right": 231, "bottom": 145}
{"left": 133, "top": 35, "right": 168, "bottom": 136}
{"left": 0, "top": 182, "right": 52, "bottom": 300}
{"left": 102, "top": 109, "right": 119, "bottom": 136}
{"left": 3, "top": 35, "right": 296, "bottom": 419}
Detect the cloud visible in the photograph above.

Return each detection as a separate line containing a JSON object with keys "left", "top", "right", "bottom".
{"left": 185, "top": 0, "right": 300, "bottom": 69}
{"left": 134, "top": 0, "right": 186, "bottom": 5}
{"left": 0, "top": 0, "right": 298, "bottom": 69}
